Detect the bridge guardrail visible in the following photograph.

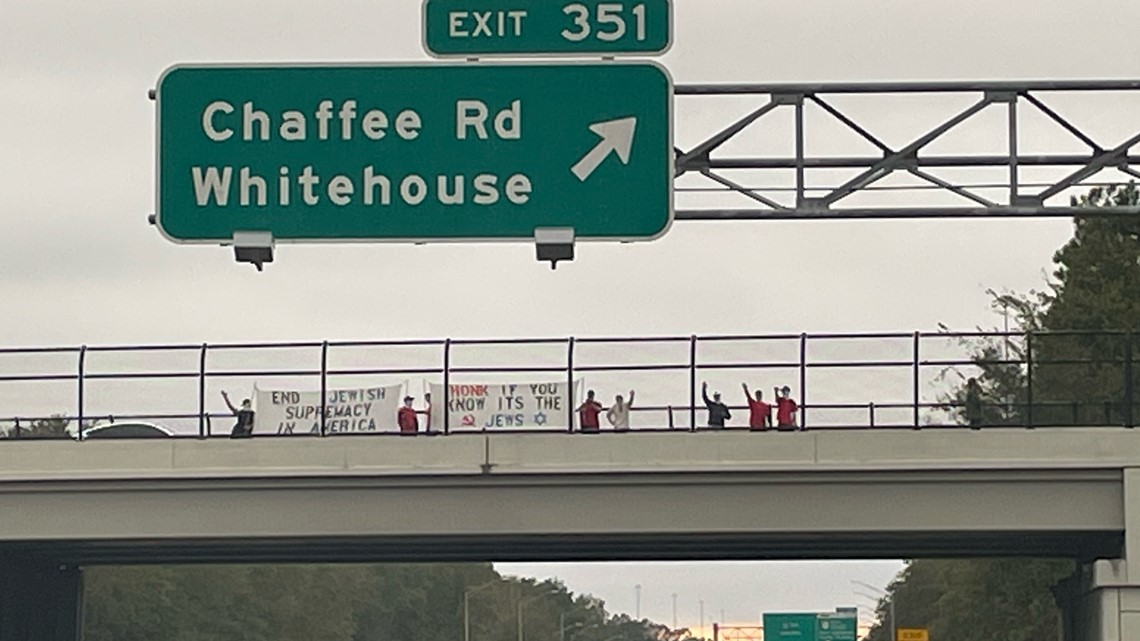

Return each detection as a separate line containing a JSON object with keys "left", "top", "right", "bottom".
{"left": 0, "top": 330, "right": 1133, "bottom": 439}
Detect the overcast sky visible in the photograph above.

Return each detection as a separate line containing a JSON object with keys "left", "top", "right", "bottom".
{"left": 3, "top": 0, "right": 1138, "bottom": 630}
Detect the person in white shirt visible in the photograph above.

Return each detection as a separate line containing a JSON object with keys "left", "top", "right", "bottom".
{"left": 607, "top": 390, "right": 635, "bottom": 431}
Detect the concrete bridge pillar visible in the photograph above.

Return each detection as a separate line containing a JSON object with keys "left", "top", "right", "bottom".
{"left": 0, "top": 559, "right": 83, "bottom": 641}
{"left": 1057, "top": 470, "right": 1140, "bottom": 641}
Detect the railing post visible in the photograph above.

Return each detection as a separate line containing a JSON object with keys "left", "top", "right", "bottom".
{"left": 689, "top": 335, "right": 698, "bottom": 431}
{"left": 198, "top": 343, "right": 208, "bottom": 438}
{"left": 1026, "top": 331, "right": 1035, "bottom": 428}
{"left": 913, "top": 332, "right": 921, "bottom": 429}
{"left": 1126, "top": 332, "right": 1134, "bottom": 428}
{"left": 566, "top": 337, "right": 576, "bottom": 433}
{"left": 319, "top": 341, "right": 329, "bottom": 437}
{"left": 869, "top": 402, "right": 876, "bottom": 429}
{"left": 443, "top": 338, "right": 452, "bottom": 434}
{"left": 77, "top": 345, "right": 87, "bottom": 442}
{"left": 799, "top": 333, "right": 808, "bottom": 430}
{"left": 668, "top": 406, "right": 675, "bottom": 430}
{"left": 13, "top": 418, "right": 20, "bottom": 439}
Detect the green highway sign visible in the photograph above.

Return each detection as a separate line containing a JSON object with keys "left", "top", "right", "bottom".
{"left": 765, "top": 614, "right": 821, "bottom": 641}
{"left": 816, "top": 614, "right": 858, "bottom": 641}
{"left": 764, "top": 612, "right": 858, "bottom": 641}
{"left": 423, "top": 0, "right": 672, "bottom": 57}
{"left": 154, "top": 63, "right": 673, "bottom": 244}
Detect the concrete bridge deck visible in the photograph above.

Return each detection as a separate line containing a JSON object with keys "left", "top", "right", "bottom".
{"left": 0, "top": 427, "right": 1132, "bottom": 564}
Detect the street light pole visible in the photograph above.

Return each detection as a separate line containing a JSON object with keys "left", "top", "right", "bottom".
{"left": 852, "top": 581, "right": 894, "bottom": 641}
{"left": 518, "top": 589, "right": 558, "bottom": 641}
{"left": 465, "top": 580, "right": 499, "bottom": 641}
{"left": 699, "top": 600, "right": 705, "bottom": 641}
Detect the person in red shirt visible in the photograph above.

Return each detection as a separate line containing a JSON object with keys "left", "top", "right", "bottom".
{"left": 775, "top": 386, "right": 799, "bottom": 430}
{"left": 577, "top": 390, "right": 603, "bottom": 433}
{"left": 742, "top": 383, "right": 772, "bottom": 430}
{"left": 397, "top": 395, "right": 419, "bottom": 435}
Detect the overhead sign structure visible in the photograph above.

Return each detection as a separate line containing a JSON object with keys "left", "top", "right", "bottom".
{"left": 423, "top": 0, "right": 672, "bottom": 57}
{"left": 154, "top": 63, "right": 672, "bottom": 251}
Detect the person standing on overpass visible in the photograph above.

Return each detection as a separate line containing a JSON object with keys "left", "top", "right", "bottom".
{"left": 775, "top": 386, "right": 799, "bottom": 430}
{"left": 607, "top": 390, "right": 635, "bottom": 431}
{"left": 965, "top": 378, "right": 984, "bottom": 428}
{"left": 422, "top": 391, "right": 433, "bottom": 433}
{"left": 397, "top": 395, "right": 420, "bottom": 435}
{"left": 702, "top": 382, "right": 731, "bottom": 429}
{"left": 743, "top": 383, "right": 772, "bottom": 430}
{"left": 577, "top": 390, "right": 603, "bottom": 433}
{"left": 221, "top": 391, "right": 254, "bottom": 438}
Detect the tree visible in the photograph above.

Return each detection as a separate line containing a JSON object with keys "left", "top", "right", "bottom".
{"left": 82, "top": 563, "right": 694, "bottom": 641}
{"left": 876, "top": 183, "right": 1139, "bottom": 641}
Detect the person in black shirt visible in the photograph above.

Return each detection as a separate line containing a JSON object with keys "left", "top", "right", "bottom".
{"left": 222, "top": 391, "right": 255, "bottom": 438}
{"left": 702, "top": 382, "right": 732, "bottom": 429}
{"left": 965, "top": 378, "right": 984, "bottom": 429}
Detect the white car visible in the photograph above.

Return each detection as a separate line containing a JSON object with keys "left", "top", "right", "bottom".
{"left": 80, "top": 422, "right": 175, "bottom": 440}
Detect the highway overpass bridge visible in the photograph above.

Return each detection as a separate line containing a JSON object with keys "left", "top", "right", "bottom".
{"left": 2, "top": 428, "right": 1140, "bottom": 641}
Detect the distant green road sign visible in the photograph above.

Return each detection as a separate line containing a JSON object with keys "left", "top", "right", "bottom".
{"left": 155, "top": 63, "right": 673, "bottom": 244}
{"left": 765, "top": 614, "right": 820, "bottom": 641}
{"left": 764, "top": 612, "right": 858, "bottom": 641}
{"left": 816, "top": 614, "right": 858, "bottom": 641}
{"left": 423, "top": 0, "right": 672, "bottom": 57}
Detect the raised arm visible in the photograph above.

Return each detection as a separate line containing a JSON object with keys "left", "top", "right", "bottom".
{"left": 628, "top": 390, "right": 635, "bottom": 408}
{"left": 742, "top": 383, "right": 751, "bottom": 401}
{"left": 220, "top": 391, "right": 237, "bottom": 414}
{"left": 701, "top": 382, "right": 712, "bottom": 405}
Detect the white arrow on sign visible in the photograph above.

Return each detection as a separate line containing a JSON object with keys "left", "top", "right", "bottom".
{"left": 571, "top": 117, "right": 638, "bottom": 182}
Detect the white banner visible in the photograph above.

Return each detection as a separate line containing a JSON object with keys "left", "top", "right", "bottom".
{"left": 429, "top": 380, "right": 581, "bottom": 430}
{"left": 254, "top": 384, "right": 404, "bottom": 435}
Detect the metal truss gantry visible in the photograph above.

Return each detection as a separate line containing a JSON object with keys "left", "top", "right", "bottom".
{"left": 673, "top": 80, "right": 1140, "bottom": 220}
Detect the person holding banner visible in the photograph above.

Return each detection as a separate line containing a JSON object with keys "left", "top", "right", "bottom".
{"left": 397, "top": 395, "right": 420, "bottom": 435}
{"left": 421, "top": 392, "right": 432, "bottom": 433}
{"left": 607, "top": 390, "right": 635, "bottom": 431}
{"left": 221, "top": 390, "right": 255, "bottom": 438}
{"left": 577, "top": 390, "right": 604, "bottom": 433}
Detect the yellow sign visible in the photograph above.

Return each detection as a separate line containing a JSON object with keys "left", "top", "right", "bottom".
{"left": 897, "top": 629, "right": 928, "bottom": 641}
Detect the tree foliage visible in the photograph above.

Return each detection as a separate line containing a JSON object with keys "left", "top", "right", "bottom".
{"left": 83, "top": 563, "right": 696, "bottom": 641}
{"left": 874, "top": 183, "right": 1140, "bottom": 641}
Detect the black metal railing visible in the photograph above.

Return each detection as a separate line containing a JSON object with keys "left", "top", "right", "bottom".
{"left": 0, "top": 330, "right": 1133, "bottom": 440}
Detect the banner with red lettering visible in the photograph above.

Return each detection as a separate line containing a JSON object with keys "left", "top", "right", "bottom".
{"left": 428, "top": 380, "right": 581, "bottom": 430}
